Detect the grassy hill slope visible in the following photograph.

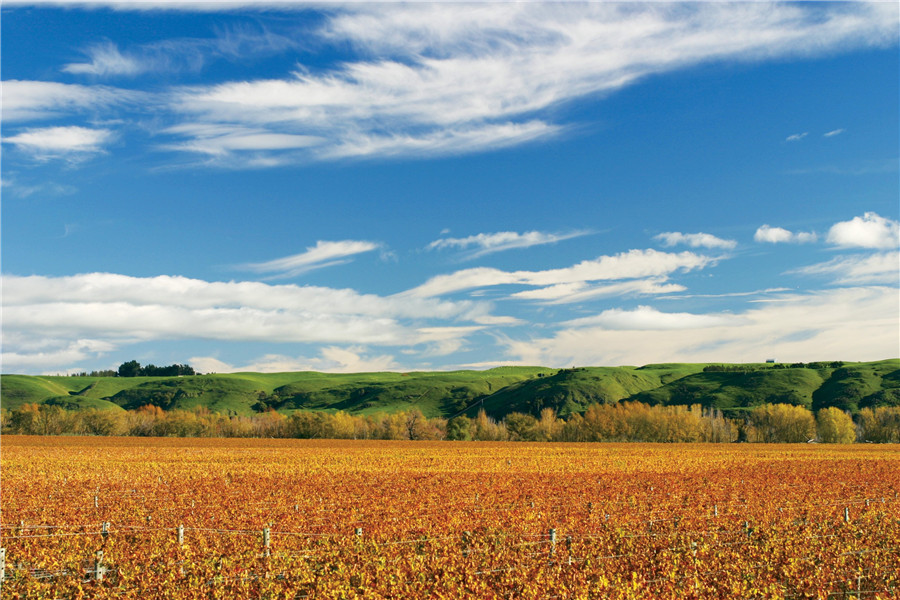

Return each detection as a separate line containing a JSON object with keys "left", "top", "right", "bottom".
{"left": 476, "top": 364, "right": 708, "bottom": 418}
{"left": 2, "top": 360, "right": 897, "bottom": 418}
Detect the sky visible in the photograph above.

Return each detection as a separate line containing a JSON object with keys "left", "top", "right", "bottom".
{"left": 1, "top": 1, "right": 898, "bottom": 375}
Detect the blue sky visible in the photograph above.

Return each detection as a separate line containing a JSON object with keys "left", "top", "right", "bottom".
{"left": 2, "top": 2, "right": 898, "bottom": 375}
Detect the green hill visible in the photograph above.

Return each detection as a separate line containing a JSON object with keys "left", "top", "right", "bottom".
{"left": 2, "top": 360, "right": 897, "bottom": 418}
{"left": 475, "top": 364, "right": 708, "bottom": 418}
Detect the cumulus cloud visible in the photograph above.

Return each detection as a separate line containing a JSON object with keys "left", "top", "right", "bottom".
{"left": 2, "top": 126, "right": 113, "bottom": 160}
{"left": 793, "top": 252, "right": 900, "bottom": 285}
{"left": 237, "top": 240, "right": 380, "bottom": 278}
{"left": 754, "top": 224, "right": 817, "bottom": 244}
{"left": 654, "top": 232, "right": 736, "bottom": 250}
{"left": 405, "top": 249, "right": 713, "bottom": 298}
{"left": 501, "top": 287, "right": 899, "bottom": 367}
{"left": 428, "top": 230, "right": 589, "bottom": 259}
{"left": 826, "top": 212, "right": 900, "bottom": 249}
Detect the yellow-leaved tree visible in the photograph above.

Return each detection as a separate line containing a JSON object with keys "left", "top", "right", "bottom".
{"left": 816, "top": 407, "right": 857, "bottom": 443}
{"left": 748, "top": 403, "right": 815, "bottom": 443}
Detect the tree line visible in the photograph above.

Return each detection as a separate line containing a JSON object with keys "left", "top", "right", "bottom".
{"left": 116, "top": 361, "right": 196, "bottom": 377}
{"left": 2, "top": 402, "right": 898, "bottom": 443}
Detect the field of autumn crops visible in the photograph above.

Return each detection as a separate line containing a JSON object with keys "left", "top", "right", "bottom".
{"left": 1, "top": 436, "right": 899, "bottom": 599}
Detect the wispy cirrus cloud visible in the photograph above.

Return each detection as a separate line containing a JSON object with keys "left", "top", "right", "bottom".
{"left": 654, "top": 231, "right": 736, "bottom": 250}
{"left": 160, "top": 2, "right": 898, "bottom": 164}
{"left": 509, "top": 278, "right": 686, "bottom": 304}
{"left": 427, "top": 230, "right": 589, "bottom": 259}
{"left": 1, "top": 80, "right": 141, "bottom": 122}
{"left": 405, "top": 249, "right": 713, "bottom": 299}
{"left": 824, "top": 128, "right": 846, "bottom": 138}
{"left": 786, "top": 132, "right": 808, "bottom": 142}
{"left": 754, "top": 224, "right": 817, "bottom": 244}
{"left": 4, "top": 4, "right": 896, "bottom": 165}
{"left": 163, "top": 123, "right": 321, "bottom": 158}
{"left": 237, "top": 240, "right": 381, "bottom": 279}
{"left": 63, "top": 41, "right": 144, "bottom": 76}
{"left": 792, "top": 252, "right": 899, "bottom": 286}
{"left": 62, "top": 26, "right": 304, "bottom": 78}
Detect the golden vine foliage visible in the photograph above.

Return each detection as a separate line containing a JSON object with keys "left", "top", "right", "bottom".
{"left": 2, "top": 436, "right": 898, "bottom": 599}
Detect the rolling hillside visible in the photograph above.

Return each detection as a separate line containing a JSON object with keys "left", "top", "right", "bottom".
{"left": 2, "top": 360, "right": 898, "bottom": 418}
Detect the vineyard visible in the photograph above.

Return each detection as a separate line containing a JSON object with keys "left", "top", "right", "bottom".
{"left": 1, "top": 437, "right": 899, "bottom": 599}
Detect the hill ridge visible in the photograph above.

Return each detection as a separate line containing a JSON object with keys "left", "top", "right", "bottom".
{"left": 2, "top": 360, "right": 897, "bottom": 418}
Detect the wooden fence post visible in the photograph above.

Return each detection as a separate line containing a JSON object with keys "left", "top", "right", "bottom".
{"left": 549, "top": 528, "right": 557, "bottom": 558}
{"left": 94, "top": 550, "right": 104, "bottom": 582}
{"left": 1, "top": 547, "right": 6, "bottom": 584}
{"left": 177, "top": 525, "right": 184, "bottom": 546}
{"left": 263, "top": 527, "right": 271, "bottom": 557}
{"left": 844, "top": 507, "right": 850, "bottom": 524}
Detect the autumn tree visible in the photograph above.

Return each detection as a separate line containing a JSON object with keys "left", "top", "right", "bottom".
{"left": 748, "top": 404, "right": 815, "bottom": 443}
{"left": 857, "top": 406, "right": 900, "bottom": 443}
{"left": 816, "top": 407, "right": 856, "bottom": 443}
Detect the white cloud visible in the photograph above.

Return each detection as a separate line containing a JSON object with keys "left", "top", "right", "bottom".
{"left": 654, "top": 231, "right": 736, "bottom": 250}
{"left": 1, "top": 80, "right": 140, "bottom": 122}
{"left": 509, "top": 279, "right": 686, "bottom": 304}
{"left": 405, "top": 249, "right": 713, "bottom": 298}
{"left": 786, "top": 132, "right": 808, "bottom": 142}
{"left": 3, "top": 126, "right": 113, "bottom": 160}
{"left": 824, "top": 128, "right": 845, "bottom": 138}
{"left": 826, "top": 212, "right": 900, "bottom": 249}
{"left": 59, "top": 23, "right": 304, "bottom": 78}
{"left": 501, "top": 287, "right": 899, "bottom": 367}
{"left": 238, "top": 240, "right": 380, "bottom": 278}
{"left": 320, "top": 121, "right": 560, "bottom": 160}
{"left": 562, "top": 305, "right": 743, "bottom": 330}
{"left": 428, "top": 230, "right": 589, "bottom": 259}
{"left": 1, "top": 338, "right": 117, "bottom": 371}
{"left": 62, "top": 42, "right": 144, "bottom": 76}
{"left": 190, "top": 346, "right": 399, "bottom": 375}
{"left": 793, "top": 252, "right": 900, "bottom": 285}
{"left": 754, "top": 224, "right": 817, "bottom": 244}
{"left": 161, "top": 2, "right": 899, "bottom": 164}
{"left": 1, "top": 273, "right": 505, "bottom": 371}
{"left": 163, "top": 123, "right": 322, "bottom": 157}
